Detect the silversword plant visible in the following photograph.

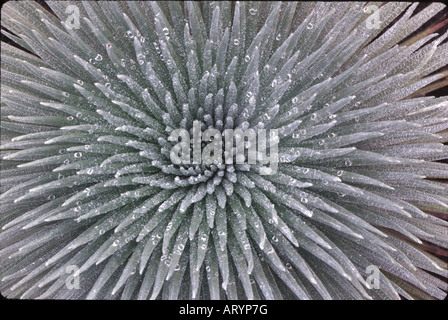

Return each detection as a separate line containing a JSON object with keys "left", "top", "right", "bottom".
{"left": 1, "top": 1, "right": 447, "bottom": 300}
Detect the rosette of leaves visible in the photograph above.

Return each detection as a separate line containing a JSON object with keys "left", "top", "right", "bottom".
{"left": 1, "top": 1, "right": 448, "bottom": 300}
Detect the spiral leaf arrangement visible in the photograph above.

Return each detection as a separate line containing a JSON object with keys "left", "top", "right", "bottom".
{"left": 1, "top": 1, "right": 448, "bottom": 300}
